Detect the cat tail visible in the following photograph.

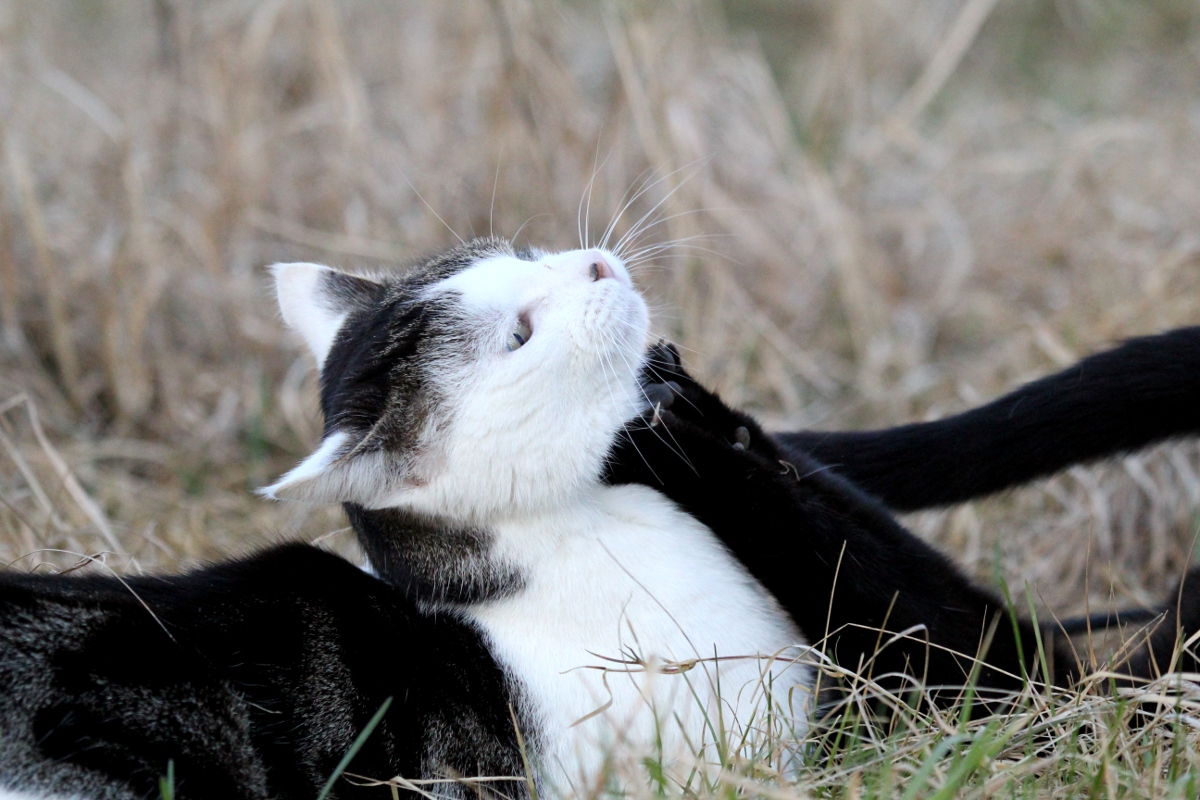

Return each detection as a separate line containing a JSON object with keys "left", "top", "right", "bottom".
{"left": 775, "top": 326, "right": 1200, "bottom": 511}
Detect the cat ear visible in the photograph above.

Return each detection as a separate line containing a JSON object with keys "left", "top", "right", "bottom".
{"left": 258, "top": 430, "right": 395, "bottom": 505}
{"left": 271, "top": 263, "right": 383, "bottom": 368}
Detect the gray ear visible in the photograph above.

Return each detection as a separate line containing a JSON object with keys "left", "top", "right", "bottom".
{"left": 258, "top": 430, "right": 395, "bottom": 505}
{"left": 271, "top": 263, "right": 382, "bottom": 368}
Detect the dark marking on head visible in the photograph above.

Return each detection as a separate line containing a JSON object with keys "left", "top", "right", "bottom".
{"left": 318, "top": 237, "right": 516, "bottom": 457}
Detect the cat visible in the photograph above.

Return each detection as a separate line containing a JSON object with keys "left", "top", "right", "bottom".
{"left": 617, "top": 337, "right": 1200, "bottom": 690}
{"left": 1, "top": 237, "right": 1197, "bottom": 799}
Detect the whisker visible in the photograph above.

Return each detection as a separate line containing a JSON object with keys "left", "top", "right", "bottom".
{"left": 601, "top": 159, "right": 708, "bottom": 255}
{"left": 624, "top": 231, "right": 724, "bottom": 256}
{"left": 626, "top": 244, "right": 743, "bottom": 270}
{"left": 595, "top": 333, "right": 665, "bottom": 485}
{"left": 399, "top": 170, "right": 464, "bottom": 245}
{"left": 609, "top": 209, "right": 728, "bottom": 258}
{"left": 489, "top": 148, "right": 504, "bottom": 240}
{"left": 580, "top": 135, "right": 612, "bottom": 250}
{"left": 621, "top": 236, "right": 731, "bottom": 265}
{"left": 611, "top": 158, "right": 711, "bottom": 259}
{"left": 598, "top": 164, "right": 663, "bottom": 252}
{"left": 597, "top": 337, "right": 666, "bottom": 486}
{"left": 608, "top": 331, "right": 698, "bottom": 475}
{"left": 509, "top": 213, "right": 551, "bottom": 247}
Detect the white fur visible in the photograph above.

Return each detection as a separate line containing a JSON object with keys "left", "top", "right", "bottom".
{"left": 260, "top": 431, "right": 395, "bottom": 505}
{"left": 260, "top": 430, "right": 350, "bottom": 501}
{"left": 467, "top": 484, "right": 811, "bottom": 792}
{"left": 383, "top": 248, "right": 652, "bottom": 520}
{"left": 271, "top": 262, "right": 353, "bottom": 368}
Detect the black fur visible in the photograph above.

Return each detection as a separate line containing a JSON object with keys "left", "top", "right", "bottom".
{"left": 616, "top": 339, "right": 1199, "bottom": 696}
{"left": 776, "top": 327, "right": 1200, "bottom": 511}
{"left": 1125, "top": 567, "right": 1200, "bottom": 677}
{"left": 319, "top": 239, "right": 515, "bottom": 452}
{"left": 0, "top": 545, "right": 521, "bottom": 799}
{"left": 608, "top": 350, "right": 1065, "bottom": 699}
{"left": 346, "top": 505, "right": 525, "bottom": 606}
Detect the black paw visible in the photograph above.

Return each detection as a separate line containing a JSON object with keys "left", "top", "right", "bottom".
{"left": 642, "top": 380, "right": 683, "bottom": 414}
{"left": 639, "top": 340, "right": 690, "bottom": 422}
{"left": 642, "top": 341, "right": 686, "bottom": 385}
{"left": 732, "top": 426, "right": 752, "bottom": 451}
{"left": 637, "top": 341, "right": 778, "bottom": 458}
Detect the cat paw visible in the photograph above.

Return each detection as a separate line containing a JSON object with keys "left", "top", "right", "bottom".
{"left": 732, "top": 426, "right": 752, "bottom": 451}
{"left": 637, "top": 341, "right": 776, "bottom": 457}
{"left": 639, "top": 340, "right": 690, "bottom": 422}
{"left": 642, "top": 380, "right": 683, "bottom": 417}
{"left": 641, "top": 341, "right": 687, "bottom": 385}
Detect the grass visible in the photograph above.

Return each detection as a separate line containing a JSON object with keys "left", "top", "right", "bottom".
{"left": 339, "top": 654, "right": 1200, "bottom": 799}
{"left": 1, "top": 0, "right": 1199, "bottom": 796}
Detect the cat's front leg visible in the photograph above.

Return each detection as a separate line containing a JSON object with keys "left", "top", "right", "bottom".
{"left": 605, "top": 408, "right": 1060, "bottom": 696}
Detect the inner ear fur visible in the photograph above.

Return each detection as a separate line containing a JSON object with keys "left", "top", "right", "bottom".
{"left": 271, "top": 262, "right": 383, "bottom": 368}
{"left": 259, "top": 430, "right": 399, "bottom": 506}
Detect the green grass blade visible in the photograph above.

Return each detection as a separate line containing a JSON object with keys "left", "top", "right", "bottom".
{"left": 898, "top": 734, "right": 966, "bottom": 800}
{"left": 317, "top": 696, "right": 393, "bottom": 800}
{"left": 159, "top": 758, "right": 175, "bottom": 800}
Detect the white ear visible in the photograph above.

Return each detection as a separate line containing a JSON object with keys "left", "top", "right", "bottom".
{"left": 259, "top": 431, "right": 395, "bottom": 505}
{"left": 271, "top": 262, "right": 381, "bottom": 368}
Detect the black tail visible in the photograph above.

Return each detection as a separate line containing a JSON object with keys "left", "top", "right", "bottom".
{"left": 776, "top": 326, "right": 1200, "bottom": 511}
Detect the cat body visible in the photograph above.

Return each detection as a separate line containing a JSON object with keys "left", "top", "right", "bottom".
{"left": 1, "top": 237, "right": 1197, "bottom": 798}
{"left": 2, "top": 241, "right": 809, "bottom": 798}
{"left": 0, "top": 545, "right": 520, "bottom": 800}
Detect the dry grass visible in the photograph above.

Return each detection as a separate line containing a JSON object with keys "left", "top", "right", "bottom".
{"left": 1, "top": 0, "right": 1199, "bottom": 794}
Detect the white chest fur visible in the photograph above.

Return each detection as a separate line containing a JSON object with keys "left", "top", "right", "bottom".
{"left": 463, "top": 485, "right": 812, "bottom": 794}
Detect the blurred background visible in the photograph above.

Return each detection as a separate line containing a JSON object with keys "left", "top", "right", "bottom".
{"left": 0, "top": 0, "right": 1198, "bottom": 618}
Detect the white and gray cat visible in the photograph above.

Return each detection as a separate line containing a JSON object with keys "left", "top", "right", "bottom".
{"left": 2, "top": 238, "right": 1198, "bottom": 799}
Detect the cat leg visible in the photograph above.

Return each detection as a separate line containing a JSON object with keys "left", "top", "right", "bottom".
{"left": 606, "top": 407, "right": 1076, "bottom": 702}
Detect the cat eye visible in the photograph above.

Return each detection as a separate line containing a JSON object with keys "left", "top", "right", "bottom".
{"left": 506, "top": 320, "right": 532, "bottom": 352}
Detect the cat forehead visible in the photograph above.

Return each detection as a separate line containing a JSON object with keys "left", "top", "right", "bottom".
{"left": 428, "top": 253, "right": 543, "bottom": 310}
{"left": 386, "top": 237, "right": 523, "bottom": 296}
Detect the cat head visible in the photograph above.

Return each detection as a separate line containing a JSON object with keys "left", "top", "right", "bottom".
{"left": 262, "top": 237, "right": 650, "bottom": 521}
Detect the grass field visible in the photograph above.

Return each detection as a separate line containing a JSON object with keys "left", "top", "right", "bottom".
{"left": 1, "top": 1, "right": 1199, "bottom": 796}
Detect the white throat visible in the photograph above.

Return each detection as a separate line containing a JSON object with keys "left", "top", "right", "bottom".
{"left": 459, "top": 482, "right": 813, "bottom": 793}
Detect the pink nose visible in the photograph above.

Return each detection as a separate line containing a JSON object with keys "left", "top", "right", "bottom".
{"left": 586, "top": 251, "right": 613, "bottom": 282}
